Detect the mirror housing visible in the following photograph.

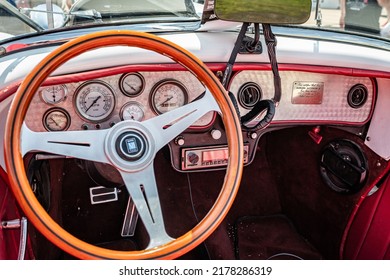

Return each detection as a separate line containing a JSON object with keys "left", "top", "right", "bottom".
{"left": 214, "top": 0, "right": 311, "bottom": 24}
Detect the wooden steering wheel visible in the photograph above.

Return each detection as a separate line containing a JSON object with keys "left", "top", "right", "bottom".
{"left": 4, "top": 30, "right": 244, "bottom": 259}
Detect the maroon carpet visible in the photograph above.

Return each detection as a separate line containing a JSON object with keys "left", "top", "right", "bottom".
{"left": 235, "top": 215, "right": 322, "bottom": 260}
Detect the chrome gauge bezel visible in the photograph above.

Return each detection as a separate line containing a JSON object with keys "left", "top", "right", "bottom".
{"left": 73, "top": 80, "right": 116, "bottom": 123}
{"left": 42, "top": 107, "right": 71, "bottom": 131}
{"left": 119, "top": 72, "right": 145, "bottom": 97}
{"left": 120, "top": 101, "right": 145, "bottom": 121}
{"left": 150, "top": 79, "right": 188, "bottom": 115}
{"left": 40, "top": 84, "right": 68, "bottom": 105}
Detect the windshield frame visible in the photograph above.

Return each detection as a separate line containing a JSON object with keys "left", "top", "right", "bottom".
{"left": 1, "top": 0, "right": 390, "bottom": 51}
{"left": 0, "top": 0, "right": 43, "bottom": 32}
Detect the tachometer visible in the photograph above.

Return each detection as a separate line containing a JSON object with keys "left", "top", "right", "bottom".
{"left": 74, "top": 81, "right": 116, "bottom": 122}
{"left": 151, "top": 80, "right": 188, "bottom": 115}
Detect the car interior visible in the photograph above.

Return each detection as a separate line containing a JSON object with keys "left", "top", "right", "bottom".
{"left": 0, "top": 0, "right": 389, "bottom": 260}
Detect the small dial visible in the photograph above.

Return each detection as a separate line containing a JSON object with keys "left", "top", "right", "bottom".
{"left": 40, "top": 85, "right": 67, "bottom": 104}
{"left": 151, "top": 80, "right": 188, "bottom": 115}
{"left": 119, "top": 73, "right": 145, "bottom": 97}
{"left": 120, "top": 102, "right": 145, "bottom": 121}
{"left": 74, "top": 81, "right": 116, "bottom": 122}
{"left": 43, "top": 108, "right": 70, "bottom": 131}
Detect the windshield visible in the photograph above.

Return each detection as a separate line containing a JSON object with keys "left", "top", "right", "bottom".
{"left": 305, "top": 0, "right": 389, "bottom": 39}
{"left": 0, "top": 0, "right": 389, "bottom": 41}
{"left": 0, "top": 0, "right": 199, "bottom": 37}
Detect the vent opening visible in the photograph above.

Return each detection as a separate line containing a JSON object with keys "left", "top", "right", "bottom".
{"left": 347, "top": 84, "right": 368, "bottom": 108}
{"left": 237, "top": 82, "right": 262, "bottom": 109}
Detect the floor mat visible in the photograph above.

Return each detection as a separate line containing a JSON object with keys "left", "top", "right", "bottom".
{"left": 234, "top": 215, "right": 322, "bottom": 260}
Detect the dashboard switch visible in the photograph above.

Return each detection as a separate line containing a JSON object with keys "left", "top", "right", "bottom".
{"left": 211, "top": 129, "right": 222, "bottom": 140}
{"left": 249, "top": 132, "right": 258, "bottom": 140}
{"left": 175, "top": 136, "right": 185, "bottom": 146}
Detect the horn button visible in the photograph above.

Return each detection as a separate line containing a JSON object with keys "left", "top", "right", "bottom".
{"left": 104, "top": 121, "right": 155, "bottom": 172}
{"left": 116, "top": 132, "right": 147, "bottom": 161}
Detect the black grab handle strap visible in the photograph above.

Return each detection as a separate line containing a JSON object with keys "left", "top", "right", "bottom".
{"left": 241, "top": 99, "right": 275, "bottom": 130}
{"left": 240, "top": 24, "right": 279, "bottom": 130}
{"left": 262, "top": 23, "right": 281, "bottom": 104}
{"left": 222, "top": 23, "right": 280, "bottom": 131}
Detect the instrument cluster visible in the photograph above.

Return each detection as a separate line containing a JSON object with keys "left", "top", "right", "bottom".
{"left": 25, "top": 71, "right": 214, "bottom": 132}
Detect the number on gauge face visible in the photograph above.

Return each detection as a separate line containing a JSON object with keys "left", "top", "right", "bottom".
{"left": 151, "top": 79, "right": 188, "bottom": 115}
{"left": 74, "top": 81, "right": 116, "bottom": 122}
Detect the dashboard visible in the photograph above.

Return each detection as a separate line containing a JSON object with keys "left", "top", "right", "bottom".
{"left": 22, "top": 65, "right": 377, "bottom": 173}
{"left": 230, "top": 71, "right": 374, "bottom": 126}
{"left": 26, "top": 71, "right": 214, "bottom": 132}
{"left": 0, "top": 28, "right": 388, "bottom": 193}
{"left": 25, "top": 68, "right": 375, "bottom": 133}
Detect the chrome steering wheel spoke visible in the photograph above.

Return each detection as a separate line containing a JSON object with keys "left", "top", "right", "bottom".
{"left": 120, "top": 164, "right": 174, "bottom": 249}
{"left": 21, "top": 122, "right": 110, "bottom": 164}
{"left": 143, "top": 89, "right": 220, "bottom": 151}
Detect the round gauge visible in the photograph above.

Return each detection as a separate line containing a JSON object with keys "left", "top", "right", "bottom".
{"left": 151, "top": 80, "right": 188, "bottom": 115}
{"left": 119, "top": 73, "right": 145, "bottom": 97}
{"left": 40, "top": 85, "right": 67, "bottom": 104}
{"left": 120, "top": 102, "right": 145, "bottom": 121}
{"left": 43, "top": 108, "right": 70, "bottom": 131}
{"left": 74, "top": 81, "right": 116, "bottom": 122}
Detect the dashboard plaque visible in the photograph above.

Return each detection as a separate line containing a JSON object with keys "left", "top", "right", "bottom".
{"left": 292, "top": 82, "right": 323, "bottom": 104}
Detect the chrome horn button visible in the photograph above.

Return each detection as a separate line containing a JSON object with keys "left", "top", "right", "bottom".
{"left": 104, "top": 120, "right": 155, "bottom": 172}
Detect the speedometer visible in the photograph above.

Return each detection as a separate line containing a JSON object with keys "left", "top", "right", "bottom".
{"left": 74, "top": 81, "right": 116, "bottom": 122}
{"left": 150, "top": 80, "right": 188, "bottom": 115}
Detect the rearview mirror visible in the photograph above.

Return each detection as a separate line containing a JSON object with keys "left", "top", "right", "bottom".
{"left": 214, "top": 0, "right": 312, "bottom": 24}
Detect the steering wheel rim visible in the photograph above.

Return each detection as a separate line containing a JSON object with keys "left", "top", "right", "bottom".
{"left": 4, "top": 30, "right": 244, "bottom": 259}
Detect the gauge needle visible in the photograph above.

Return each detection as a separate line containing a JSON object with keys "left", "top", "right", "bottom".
{"left": 86, "top": 95, "right": 101, "bottom": 112}
{"left": 52, "top": 88, "right": 56, "bottom": 102}
{"left": 50, "top": 117, "right": 60, "bottom": 127}
{"left": 125, "top": 82, "right": 136, "bottom": 91}
{"left": 157, "top": 96, "right": 173, "bottom": 107}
